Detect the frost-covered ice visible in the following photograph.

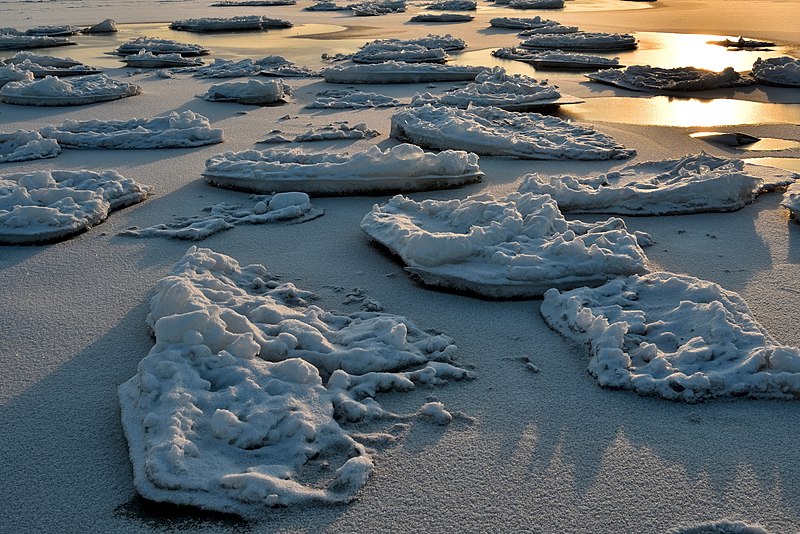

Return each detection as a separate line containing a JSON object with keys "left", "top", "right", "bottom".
{"left": 40, "top": 111, "right": 223, "bottom": 149}
{"left": 391, "top": 104, "right": 634, "bottom": 160}
{"left": 0, "top": 74, "right": 141, "bottom": 106}
{"left": 517, "top": 153, "right": 795, "bottom": 215}
{"left": 0, "top": 130, "right": 60, "bottom": 163}
{"left": 489, "top": 16, "right": 560, "bottom": 29}
{"left": 0, "top": 34, "right": 76, "bottom": 50}
{"left": 361, "top": 193, "right": 648, "bottom": 298}
{"left": 260, "top": 122, "right": 380, "bottom": 143}
{"left": 1, "top": 52, "right": 100, "bottom": 77}
{"left": 492, "top": 47, "right": 622, "bottom": 69}
{"left": 0, "top": 169, "right": 150, "bottom": 244}
{"left": 305, "top": 89, "right": 402, "bottom": 108}
{"left": 119, "top": 193, "right": 322, "bottom": 240}
{"left": 190, "top": 57, "right": 317, "bottom": 78}
{"left": 204, "top": 143, "right": 483, "bottom": 195}
{"left": 170, "top": 16, "right": 293, "bottom": 32}
{"left": 781, "top": 182, "right": 800, "bottom": 221}
{"left": 426, "top": 0, "right": 476, "bottom": 10}
{"left": 200, "top": 79, "right": 290, "bottom": 105}
{"left": 119, "top": 246, "right": 470, "bottom": 514}
{"left": 322, "top": 62, "right": 487, "bottom": 83}
{"left": 751, "top": 57, "right": 800, "bottom": 88}
{"left": 83, "top": 19, "right": 118, "bottom": 34}
{"left": 586, "top": 65, "right": 755, "bottom": 92}
{"left": 409, "top": 13, "right": 473, "bottom": 22}
{"left": 410, "top": 67, "right": 581, "bottom": 111}
{"left": 519, "top": 32, "right": 637, "bottom": 51}
{"left": 112, "top": 37, "right": 210, "bottom": 57}
{"left": 351, "top": 43, "right": 449, "bottom": 64}
{"left": 540, "top": 272, "right": 800, "bottom": 401}
{"left": 122, "top": 50, "right": 204, "bottom": 68}
{"left": 0, "top": 64, "right": 33, "bottom": 88}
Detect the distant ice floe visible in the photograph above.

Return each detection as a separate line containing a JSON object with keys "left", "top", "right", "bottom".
{"left": 541, "top": 272, "right": 800, "bottom": 401}
{"left": 0, "top": 74, "right": 141, "bottom": 106}
{"left": 24, "top": 25, "right": 82, "bottom": 37}
{"left": 350, "top": 43, "right": 449, "bottom": 64}
{"left": 708, "top": 36, "right": 775, "bottom": 49}
{"left": 119, "top": 193, "right": 322, "bottom": 240}
{"left": 260, "top": 122, "right": 379, "bottom": 143}
{"left": 305, "top": 1, "right": 351, "bottom": 9}
{"left": 169, "top": 16, "right": 292, "bottom": 32}
{"left": 0, "top": 33, "right": 76, "bottom": 50}
{"left": 410, "top": 67, "right": 582, "bottom": 111}
{"left": 212, "top": 0, "right": 296, "bottom": 5}
{"left": 111, "top": 37, "right": 210, "bottom": 57}
{"left": 519, "top": 153, "right": 796, "bottom": 215}
{"left": 505, "top": 0, "right": 564, "bottom": 10}
{"left": 1, "top": 52, "right": 100, "bottom": 77}
{"left": 489, "top": 16, "right": 560, "bottom": 29}
{"left": 190, "top": 57, "right": 317, "bottom": 78}
{"left": 426, "top": 0, "right": 476, "bottom": 10}
{"left": 519, "top": 24, "right": 578, "bottom": 35}
{"left": 119, "top": 246, "right": 471, "bottom": 514}
{"left": 0, "top": 169, "right": 150, "bottom": 244}
{"left": 586, "top": 65, "right": 754, "bottom": 92}
{"left": 519, "top": 32, "right": 637, "bottom": 51}
{"left": 322, "top": 62, "right": 488, "bottom": 83}
{"left": 350, "top": 0, "right": 407, "bottom": 15}
{"left": 121, "top": 50, "right": 204, "bottom": 68}
{"left": 40, "top": 111, "right": 223, "bottom": 149}
{"left": 200, "top": 79, "right": 290, "bottom": 105}
{"left": 0, "top": 131, "right": 60, "bottom": 163}
{"left": 410, "top": 13, "right": 473, "bottom": 22}
{"left": 751, "top": 56, "right": 800, "bottom": 88}
{"left": 305, "top": 89, "right": 403, "bottom": 108}
{"left": 83, "top": 19, "right": 118, "bottom": 34}
{"left": 492, "top": 47, "right": 622, "bottom": 70}
{"left": 391, "top": 104, "right": 635, "bottom": 160}
{"left": 361, "top": 193, "right": 648, "bottom": 298}
{"left": 204, "top": 143, "right": 483, "bottom": 195}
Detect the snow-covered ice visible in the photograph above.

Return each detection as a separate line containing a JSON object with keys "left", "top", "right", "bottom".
{"left": 322, "top": 62, "right": 487, "bottom": 83}
{"left": 304, "top": 1, "right": 350, "bottom": 10}
{"left": 39, "top": 111, "right": 224, "bottom": 149}
{"left": 489, "top": 16, "right": 560, "bottom": 29}
{"left": 0, "top": 64, "right": 33, "bottom": 88}
{"left": 0, "top": 130, "right": 60, "bottom": 163}
{"left": 24, "top": 25, "right": 81, "bottom": 36}
{"left": 541, "top": 272, "right": 800, "bottom": 401}
{"left": 519, "top": 32, "right": 637, "bottom": 51}
{"left": 169, "top": 16, "right": 292, "bottom": 32}
{"left": 751, "top": 56, "right": 800, "bottom": 88}
{"left": 349, "top": 43, "right": 449, "bottom": 64}
{"left": 586, "top": 65, "right": 755, "bottom": 92}
{"left": 492, "top": 47, "right": 622, "bottom": 69}
{"left": 111, "top": 37, "right": 210, "bottom": 57}
{"left": 1, "top": 52, "right": 100, "bottom": 77}
{"left": 121, "top": 50, "right": 204, "bottom": 68}
{"left": 426, "top": 0, "right": 476, "bottom": 10}
{"left": 204, "top": 143, "right": 483, "bottom": 195}
{"left": 260, "top": 122, "right": 380, "bottom": 143}
{"left": 0, "top": 34, "right": 76, "bottom": 50}
{"left": 119, "top": 246, "right": 470, "bottom": 514}
{"left": 190, "top": 57, "right": 317, "bottom": 78}
{"left": 518, "top": 153, "right": 796, "bottom": 215}
{"left": 199, "top": 79, "right": 290, "bottom": 105}
{"left": 0, "top": 169, "right": 150, "bottom": 244}
{"left": 781, "top": 182, "right": 800, "bottom": 221}
{"left": 82, "top": 19, "right": 117, "bottom": 34}
{"left": 361, "top": 192, "right": 648, "bottom": 298}
{"left": 350, "top": 0, "right": 407, "bottom": 15}
{"left": 0, "top": 74, "right": 141, "bottom": 106}
{"left": 391, "top": 104, "right": 635, "bottom": 160}
{"left": 410, "top": 13, "right": 473, "bottom": 22}
{"left": 305, "top": 89, "right": 402, "bottom": 108}
{"left": 506, "top": 0, "right": 565, "bottom": 10}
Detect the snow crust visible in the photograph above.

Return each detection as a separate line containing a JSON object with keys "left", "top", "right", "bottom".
{"left": 122, "top": 50, "right": 204, "bottom": 68}
{"left": 119, "top": 246, "right": 469, "bottom": 514}
{"left": 200, "top": 79, "right": 290, "bottom": 105}
{"left": 204, "top": 143, "right": 483, "bottom": 195}
{"left": 519, "top": 32, "right": 637, "bottom": 50}
{"left": 0, "top": 130, "right": 60, "bottom": 163}
{"left": 492, "top": 47, "right": 621, "bottom": 69}
{"left": 39, "top": 111, "right": 223, "bottom": 149}
{"left": 587, "top": 65, "right": 754, "bottom": 92}
{"left": 540, "top": 272, "right": 800, "bottom": 401}
{"left": 113, "top": 37, "right": 210, "bottom": 57}
{"left": 518, "top": 153, "right": 784, "bottom": 215}
{"left": 751, "top": 56, "right": 800, "bottom": 88}
{"left": 322, "top": 62, "right": 487, "bottom": 83}
{"left": 391, "top": 104, "right": 635, "bottom": 160}
{"left": 0, "top": 74, "right": 141, "bottom": 106}
{"left": 260, "top": 122, "right": 379, "bottom": 143}
{"left": 361, "top": 192, "right": 648, "bottom": 298}
{"left": 305, "top": 89, "right": 402, "bottom": 108}
{"left": 0, "top": 169, "right": 150, "bottom": 243}
{"left": 170, "top": 16, "right": 292, "bottom": 32}
{"left": 190, "top": 57, "right": 316, "bottom": 78}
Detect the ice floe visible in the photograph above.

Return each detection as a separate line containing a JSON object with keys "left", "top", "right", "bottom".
{"left": 391, "top": 104, "right": 635, "bottom": 160}
{"left": 519, "top": 24, "right": 578, "bottom": 35}
{"left": 350, "top": 43, "right": 449, "bottom": 64}
{"left": 361, "top": 193, "right": 648, "bottom": 298}
{"left": 0, "top": 64, "right": 33, "bottom": 88}
{"left": 119, "top": 193, "right": 322, "bottom": 240}
{"left": 0, "top": 130, "right": 60, "bottom": 163}
{"left": 751, "top": 57, "right": 800, "bottom": 88}
{"left": 350, "top": 0, "right": 407, "bottom": 15}
{"left": 0, "top": 34, "right": 76, "bottom": 50}
{"left": 170, "top": 16, "right": 293, "bottom": 32}
{"left": 506, "top": 0, "right": 565, "bottom": 9}
{"left": 781, "top": 183, "right": 800, "bottom": 221}
{"left": 119, "top": 245, "right": 470, "bottom": 514}
{"left": 492, "top": 47, "right": 622, "bottom": 70}
{"left": 24, "top": 25, "right": 82, "bottom": 37}
{"left": 426, "top": 0, "right": 476, "bottom": 10}
{"left": 83, "top": 19, "right": 118, "bottom": 34}
{"left": 586, "top": 65, "right": 754, "bottom": 92}
{"left": 689, "top": 131, "right": 760, "bottom": 147}
{"left": 305, "top": 89, "right": 403, "bottom": 108}
{"left": 0, "top": 169, "right": 150, "bottom": 244}
{"left": 0, "top": 74, "right": 141, "bottom": 106}
{"left": 305, "top": 1, "right": 351, "bottom": 9}
{"left": 708, "top": 36, "right": 775, "bottom": 49}
{"left": 540, "top": 272, "right": 800, "bottom": 401}
{"left": 1, "top": 52, "right": 100, "bottom": 77}
{"left": 121, "top": 50, "right": 204, "bottom": 68}
{"left": 204, "top": 143, "right": 482, "bottom": 195}
{"left": 190, "top": 57, "right": 317, "bottom": 78}
{"left": 260, "top": 122, "right": 380, "bottom": 143}
{"left": 519, "top": 32, "right": 637, "bottom": 51}
{"left": 322, "top": 62, "right": 487, "bottom": 83}
{"left": 212, "top": 0, "right": 296, "bottom": 5}
{"left": 200, "top": 79, "right": 290, "bottom": 105}
{"left": 39, "top": 111, "right": 223, "bottom": 149}
{"left": 518, "top": 153, "right": 795, "bottom": 215}
{"left": 410, "top": 13, "right": 473, "bottom": 22}
{"left": 111, "top": 37, "right": 210, "bottom": 57}
{"left": 489, "top": 16, "right": 560, "bottom": 29}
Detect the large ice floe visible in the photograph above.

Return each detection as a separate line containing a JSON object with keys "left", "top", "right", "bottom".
{"left": 0, "top": 169, "right": 150, "bottom": 244}
{"left": 489, "top": 16, "right": 560, "bottom": 29}
{"left": 305, "top": 1, "right": 351, "bottom": 10}
{"left": 0, "top": 130, "right": 60, "bottom": 163}
{"left": 121, "top": 50, "right": 204, "bottom": 68}
{"left": 322, "top": 62, "right": 487, "bottom": 83}
{"left": 190, "top": 57, "right": 317, "bottom": 78}
{"left": 1, "top": 52, "right": 100, "bottom": 77}
{"left": 519, "top": 32, "right": 637, "bottom": 51}
{"left": 203, "top": 143, "right": 483, "bottom": 195}
{"left": 199, "top": 79, "right": 290, "bottom": 105}
{"left": 391, "top": 104, "right": 634, "bottom": 160}
{"left": 492, "top": 47, "right": 622, "bottom": 70}
{"left": 751, "top": 56, "right": 800, "bottom": 88}
{"left": 350, "top": 0, "right": 407, "bottom": 15}
{"left": 119, "top": 193, "right": 322, "bottom": 240}
{"left": 518, "top": 153, "right": 796, "bottom": 215}
{"left": 0, "top": 74, "right": 141, "bottom": 106}
{"left": 111, "top": 37, "right": 210, "bottom": 57}
{"left": 540, "top": 272, "right": 800, "bottom": 401}
{"left": 361, "top": 193, "right": 648, "bottom": 298}
{"left": 0, "top": 33, "right": 76, "bottom": 50}
{"left": 119, "top": 246, "right": 471, "bottom": 514}
{"left": 169, "top": 16, "right": 292, "bottom": 32}
{"left": 409, "top": 67, "right": 581, "bottom": 111}
{"left": 305, "top": 89, "right": 403, "bottom": 109}
{"left": 586, "top": 65, "right": 755, "bottom": 92}
{"left": 39, "top": 111, "right": 223, "bottom": 149}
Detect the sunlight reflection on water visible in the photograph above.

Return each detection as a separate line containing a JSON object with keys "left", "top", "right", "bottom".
{"left": 745, "top": 157, "right": 800, "bottom": 173}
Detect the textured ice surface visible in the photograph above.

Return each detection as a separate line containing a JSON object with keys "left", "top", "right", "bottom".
{"left": 410, "top": 13, "right": 473, "bottom": 22}
{"left": 322, "top": 61, "right": 487, "bottom": 83}
{"left": 305, "top": 89, "right": 402, "bottom": 108}
{"left": 587, "top": 65, "right": 754, "bottom": 92}
{"left": 190, "top": 56, "right": 317, "bottom": 78}
{"left": 541, "top": 272, "right": 800, "bottom": 401}
{"left": 40, "top": 111, "right": 223, "bottom": 149}
{"left": 0, "top": 169, "right": 150, "bottom": 244}
{"left": 305, "top": 1, "right": 350, "bottom": 9}
{"left": 781, "top": 182, "right": 800, "bottom": 221}
{"left": 0, "top": 130, "right": 60, "bottom": 163}
{"left": 489, "top": 16, "right": 560, "bottom": 29}
{"left": 0, "top": 74, "right": 141, "bottom": 106}
{"left": 492, "top": 47, "right": 621, "bottom": 69}
{"left": 668, "top": 519, "right": 771, "bottom": 534}
{"left": 204, "top": 143, "right": 482, "bottom": 195}
{"left": 200, "top": 79, "right": 290, "bottom": 105}
{"left": 519, "top": 32, "right": 637, "bottom": 50}
{"left": 119, "top": 246, "right": 470, "bottom": 515}
{"left": 518, "top": 153, "right": 793, "bottom": 215}
{"left": 361, "top": 192, "right": 648, "bottom": 298}
{"left": 1, "top": 52, "right": 99, "bottom": 77}
{"left": 519, "top": 24, "right": 578, "bottom": 35}
{"left": 0, "top": 64, "right": 33, "bottom": 88}
{"left": 391, "top": 104, "right": 634, "bottom": 160}
{"left": 752, "top": 56, "right": 800, "bottom": 88}
{"left": 121, "top": 50, "right": 204, "bottom": 68}
{"left": 24, "top": 25, "right": 81, "bottom": 36}
{"left": 170, "top": 16, "right": 292, "bottom": 32}
{"left": 351, "top": 43, "right": 449, "bottom": 64}
{"left": 112, "top": 37, "right": 210, "bottom": 57}
{"left": 350, "top": 0, "right": 407, "bottom": 15}
{"left": 260, "top": 122, "right": 379, "bottom": 143}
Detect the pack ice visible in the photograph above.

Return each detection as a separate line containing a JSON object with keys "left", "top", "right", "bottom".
{"left": 489, "top": 16, "right": 561, "bottom": 29}
{"left": 0, "top": 74, "right": 141, "bottom": 106}
{"left": 586, "top": 65, "right": 754, "bottom": 92}
{"left": 0, "top": 130, "right": 60, "bottom": 163}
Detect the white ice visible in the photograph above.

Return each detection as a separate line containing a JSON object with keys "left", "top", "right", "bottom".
{"left": 361, "top": 192, "right": 648, "bottom": 298}
{"left": 586, "top": 65, "right": 754, "bottom": 92}
{"left": 322, "top": 61, "right": 487, "bottom": 83}
{"left": 0, "top": 130, "right": 60, "bottom": 163}
{"left": 200, "top": 79, "right": 290, "bottom": 105}
{"left": 519, "top": 31, "right": 637, "bottom": 50}
{"left": 781, "top": 182, "right": 800, "bottom": 221}
{"left": 409, "top": 13, "right": 473, "bottom": 22}
{"left": 0, "top": 74, "right": 141, "bottom": 106}
{"left": 304, "top": 89, "right": 402, "bottom": 108}
{"left": 24, "top": 25, "right": 81, "bottom": 36}
{"left": 752, "top": 56, "right": 800, "bottom": 88}
{"left": 519, "top": 24, "right": 578, "bottom": 35}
